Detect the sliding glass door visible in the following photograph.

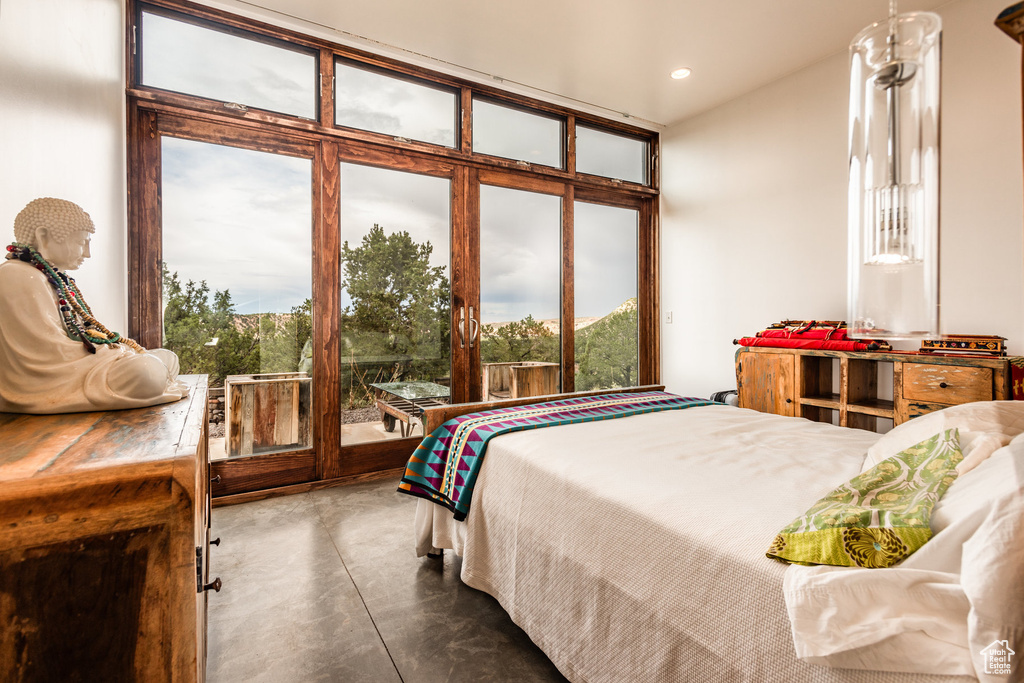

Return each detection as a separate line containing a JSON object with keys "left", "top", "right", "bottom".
{"left": 478, "top": 183, "right": 563, "bottom": 400}
{"left": 337, "top": 162, "right": 452, "bottom": 445}
{"left": 469, "top": 176, "right": 647, "bottom": 402}
{"left": 160, "top": 135, "right": 315, "bottom": 467}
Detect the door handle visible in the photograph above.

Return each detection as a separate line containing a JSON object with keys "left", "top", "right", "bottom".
{"left": 469, "top": 306, "right": 480, "bottom": 347}
{"left": 457, "top": 306, "right": 466, "bottom": 349}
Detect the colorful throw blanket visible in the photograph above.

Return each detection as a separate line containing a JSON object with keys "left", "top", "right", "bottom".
{"left": 398, "top": 391, "right": 717, "bottom": 520}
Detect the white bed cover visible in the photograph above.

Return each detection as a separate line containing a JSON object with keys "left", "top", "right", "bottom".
{"left": 415, "top": 405, "right": 977, "bottom": 683}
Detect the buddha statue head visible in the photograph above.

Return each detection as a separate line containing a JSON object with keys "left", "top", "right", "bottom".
{"left": 13, "top": 198, "right": 95, "bottom": 271}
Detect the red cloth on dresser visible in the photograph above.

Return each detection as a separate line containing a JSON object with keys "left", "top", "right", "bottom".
{"left": 735, "top": 336, "right": 876, "bottom": 351}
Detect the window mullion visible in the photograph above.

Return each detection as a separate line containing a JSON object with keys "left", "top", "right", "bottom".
{"left": 562, "top": 186, "right": 575, "bottom": 393}
{"left": 319, "top": 48, "right": 334, "bottom": 126}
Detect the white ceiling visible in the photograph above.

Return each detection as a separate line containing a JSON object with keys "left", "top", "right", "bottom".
{"left": 224, "top": 0, "right": 952, "bottom": 128}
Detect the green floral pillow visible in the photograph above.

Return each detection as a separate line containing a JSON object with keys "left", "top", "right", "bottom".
{"left": 767, "top": 429, "right": 962, "bottom": 568}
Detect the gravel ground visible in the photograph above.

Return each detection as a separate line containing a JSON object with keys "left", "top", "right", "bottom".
{"left": 342, "top": 407, "right": 381, "bottom": 424}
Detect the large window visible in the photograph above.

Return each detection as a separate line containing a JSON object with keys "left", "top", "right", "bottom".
{"left": 128, "top": 0, "right": 658, "bottom": 493}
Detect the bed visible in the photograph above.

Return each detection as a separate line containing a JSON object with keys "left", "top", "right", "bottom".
{"left": 402, "top": 388, "right": 1024, "bottom": 683}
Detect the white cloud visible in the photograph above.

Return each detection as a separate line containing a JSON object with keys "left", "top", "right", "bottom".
{"left": 143, "top": 12, "right": 316, "bottom": 119}
{"left": 339, "top": 163, "right": 451, "bottom": 311}
{"left": 335, "top": 63, "right": 456, "bottom": 146}
{"left": 480, "top": 185, "right": 561, "bottom": 322}
{"left": 162, "top": 138, "right": 313, "bottom": 315}
{"left": 574, "top": 201, "right": 638, "bottom": 317}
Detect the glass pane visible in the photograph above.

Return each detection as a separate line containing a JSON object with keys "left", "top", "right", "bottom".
{"left": 335, "top": 61, "right": 456, "bottom": 147}
{"left": 161, "top": 137, "right": 313, "bottom": 461}
{"left": 141, "top": 11, "right": 317, "bottom": 119}
{"left": 339, "top": 164, "right": 451, "bottom": 445}
{"left": 574, "top": 202, "right": 638, "bottom": 391}
{"left": 576, "top": 126, "right": 648, "bottom": 184}
{"left": 480, "top": 185, "right": 561, "bottom": 399}
{"left": 472, "top": 99, "right": 563, "bottom": 168}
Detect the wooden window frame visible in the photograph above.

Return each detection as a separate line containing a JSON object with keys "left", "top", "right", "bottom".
{"left": 126, "top": 0, "right": 660, "bottom": 496}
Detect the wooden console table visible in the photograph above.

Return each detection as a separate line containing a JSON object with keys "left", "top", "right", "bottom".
{"left": 0, "top": 375, "right": 216, "bottom": 682}
{"left": 736, "top": 348, "right": 1011, "bottom": 432}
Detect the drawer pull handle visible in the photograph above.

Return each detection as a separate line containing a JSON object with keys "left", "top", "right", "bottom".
{"left": 786, "top": 399, "right": 792, "bottom": 403}
{"left": 204, "top": 577, "right": 223, "bottom": 593}
{"left": 210, "top": 537, "right": 221, "bottom": 547}
{"left": 939, "top": 382, "right": 948, "bottom": 389}
{"left": 211, "top": 475, "right": 221, "bottom": 484}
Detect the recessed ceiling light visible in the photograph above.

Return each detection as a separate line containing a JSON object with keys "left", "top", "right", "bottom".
{"left": 671, "top": 67, "right": 692, "bottom": 80}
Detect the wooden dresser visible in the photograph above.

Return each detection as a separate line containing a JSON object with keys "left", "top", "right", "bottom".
{"left": 736, "top": 347, "right": 1011, "bottom": 432}
{"left": 0, "top": 375, "right": 216, "bottom": 682}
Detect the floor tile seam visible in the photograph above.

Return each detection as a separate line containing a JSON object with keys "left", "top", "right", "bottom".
{"left": 309, "top": 490, "right": 407, "bottom": 683}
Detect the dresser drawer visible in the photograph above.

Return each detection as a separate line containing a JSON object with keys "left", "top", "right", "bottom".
{"left": 902, "top": 363, "right": 993, "bottom": 405}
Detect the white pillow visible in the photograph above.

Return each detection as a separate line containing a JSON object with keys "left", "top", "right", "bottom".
{"left": 862, "top": 401, "right": 1024, "bottom": 476}
{"left": 936, "top": 440, "right": 1024, "bottom": 680}
{"left": 786, "top": 433, "right": 1024, "bottom": 679}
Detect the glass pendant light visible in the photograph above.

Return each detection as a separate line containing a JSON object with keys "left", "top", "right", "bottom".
{"left": 848, "top": 1, "right": 941, "bottom": 339}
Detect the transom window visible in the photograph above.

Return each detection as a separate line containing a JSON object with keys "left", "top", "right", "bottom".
{"left": 471, "top": 98, "right": 564, "bottom": 168}
{"left": 334, "top": 60, "right": 458, "bottom": 147}
{"left": 140, "top": 9, "right": 318, "bottom": 119}
{"left": 576, "top": 126, "right": 649, "bottom": 184}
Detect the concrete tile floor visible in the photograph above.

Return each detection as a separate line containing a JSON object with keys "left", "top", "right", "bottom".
{"left": 207, "top": 477, "right": 569, "bottom": 683}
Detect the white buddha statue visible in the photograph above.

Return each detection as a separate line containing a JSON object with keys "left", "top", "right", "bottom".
{"left": 0, "top": 197, "right": 188, "bottom": 413}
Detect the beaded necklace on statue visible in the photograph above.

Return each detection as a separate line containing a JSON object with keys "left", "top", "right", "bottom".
{"left": 5, "top": 242, "right": 145, "bottom": 355}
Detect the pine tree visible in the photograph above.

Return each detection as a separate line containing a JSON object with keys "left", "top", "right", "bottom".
{"left": 340, "top": 225, "right": 451, "bottom": 404}
{"left": 575, "top": 299, "right": 639, "bottom": 391}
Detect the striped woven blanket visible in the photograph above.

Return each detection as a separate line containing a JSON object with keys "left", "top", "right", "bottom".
{"left": 398, "top": 391, "right": 717, "bottom": 520}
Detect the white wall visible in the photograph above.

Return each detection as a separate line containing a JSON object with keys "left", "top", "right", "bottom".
{"left": 660, "top": 0, "right": 1023, "bottom": 399}
{"left": 0, "top": 0, "right": 127, "bottom": 331}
